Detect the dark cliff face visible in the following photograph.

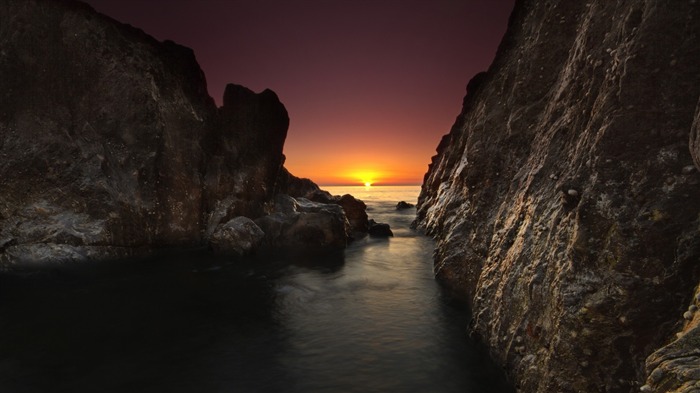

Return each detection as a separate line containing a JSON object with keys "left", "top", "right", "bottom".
{"left": 0, "top": 0, "right": 292, "bottom": 263}
{"left": 416, "top": 1, "right": 700, "bottom": 392}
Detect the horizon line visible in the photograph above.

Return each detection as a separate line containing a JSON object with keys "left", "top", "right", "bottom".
{"left": 318, "top": 183, "right": 422, "bottom": 187}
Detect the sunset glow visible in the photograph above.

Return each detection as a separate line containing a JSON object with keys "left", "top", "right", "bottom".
{"left": 83, "top": 0, "right": 515, "bottom": 188}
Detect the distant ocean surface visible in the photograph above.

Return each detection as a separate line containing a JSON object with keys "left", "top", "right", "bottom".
{"left": 0, "top": 186, "right": 512, "bottom": 393}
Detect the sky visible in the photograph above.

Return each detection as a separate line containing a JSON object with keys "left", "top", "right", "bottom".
{"left": 82, "top": 0, "right": 515, "bottom": 186}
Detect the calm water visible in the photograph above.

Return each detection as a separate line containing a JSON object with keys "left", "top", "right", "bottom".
{"left": 0, "top": 186, "right": 512, "bottom": 393}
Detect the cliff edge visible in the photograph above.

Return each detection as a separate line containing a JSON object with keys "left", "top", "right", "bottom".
{"left": 0, "top": 0, "right": 358, "bottom": 265}
{"left": 415, "top": 1, "right": 700, "bottom": 392}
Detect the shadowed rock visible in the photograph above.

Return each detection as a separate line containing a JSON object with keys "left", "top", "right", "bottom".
{"left": 209, "top": 217, "right": 265, "bottom": 257}
{"left": 368, "top": 219, "right": 393, "bottom": 237}
{"left": 396, "top": 201, "right": 415, "bottom": 210}
{"left": 255, "top": 196, "right": 348, "bottom": 254}
{"left": 0, "top": 0, "right": 296, "bottom": 265}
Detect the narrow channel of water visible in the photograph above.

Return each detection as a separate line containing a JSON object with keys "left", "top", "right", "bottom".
{"left": 0, "top": 186, "right": 512, "bottom": 392}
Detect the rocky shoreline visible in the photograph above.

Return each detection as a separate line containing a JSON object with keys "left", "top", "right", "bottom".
{"left": 0, "top": 0, "right": 390, "bottom": 268}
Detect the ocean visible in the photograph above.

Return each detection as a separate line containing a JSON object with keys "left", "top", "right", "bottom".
{"left": 0, "top": 186, "right": 512, "bottom": 392}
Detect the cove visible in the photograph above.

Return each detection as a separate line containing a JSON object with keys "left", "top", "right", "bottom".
{"left": 0, "top": 186, "right": 512, "bottom": 392}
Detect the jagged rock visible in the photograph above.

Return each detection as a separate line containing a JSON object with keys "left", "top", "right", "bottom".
{"left": 0, "top": 0, "right": 293, "bottom": 265}
{"left": 277, "top": 167, "right": 334, "bottom": 203}
{"left": 368, "top": 219, "right": 393, "bottom": 237}
{"left": 255, "top": 197, "right": 349, "bottom": 253}
{"left": 208, "top": 216, "right": 264, "bottom": 256}
{"left": 643, "top": 289, "right": 700, "bottom": 393}
{"left": 414, "top": 1, "right": 700, "bottom": 392}
{"left": 396, "top": 201, "right": 415, "bottom": 210}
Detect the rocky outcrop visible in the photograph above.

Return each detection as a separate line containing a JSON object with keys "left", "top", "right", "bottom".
{"left": 0, "top": 0, "right": 353, "bottom": 265}
{"left": 415, "top": 1, "right": 700, "bottom": 392}
{"left": 255, "top": 195, "right": 349, "bottom": 254}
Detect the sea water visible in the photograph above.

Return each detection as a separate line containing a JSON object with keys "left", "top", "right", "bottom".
{"left": 0, "top": 186, "right": 512, "bottom": 393}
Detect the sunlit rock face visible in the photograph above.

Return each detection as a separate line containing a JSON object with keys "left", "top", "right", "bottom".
{"left": 415, "top": 1, "right": 700, "bottom": 392}
{"left": 0, "top": 0, "right": 302, "bottom": 265}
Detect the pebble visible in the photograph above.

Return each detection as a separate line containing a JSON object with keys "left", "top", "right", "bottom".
{"left": 683, "top": 311, "right": 694, "bottom": 320}
{"left": 640, "top": 385, "right": 652, "bottom": 392}
{"left": 567, "top": 189, "right": 579, "bottom": 197}
{"left": 689, "top": 305, "right": 698, "bottom": 312}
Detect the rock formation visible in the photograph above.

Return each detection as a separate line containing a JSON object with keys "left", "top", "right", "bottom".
{"left": 0, "top": 0, "right": 360, "bottom": 265}
{"left": 415, "top": 1, "right": 700, "bottom": 392}
{"left": 396, "top": 201, "right": 415, "bottom": 210}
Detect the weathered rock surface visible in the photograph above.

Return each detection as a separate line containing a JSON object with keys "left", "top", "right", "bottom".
{"left": 255, "top": 195, "right": 349, "bottom": 254}
{"left": 208, "top": 216, "right": 264, "bottom": 257}
{"left": 0, "top": 0, "right": 345, "bottom": 265}
{"left": 642, "top": 285, "right": 700, "bottom": 393}
{"left": 415, "top": 1, "right": 700, "bottom": 392}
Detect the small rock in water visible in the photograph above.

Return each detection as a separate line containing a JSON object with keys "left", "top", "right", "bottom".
{"left": 396, "top": 201, "right": 415, "bottom": 210}
{"left": 368, "top": 219, "right": 393, "bottom": 237}
{"left": 567, "top": 189, "right": 579, "bottom": 197}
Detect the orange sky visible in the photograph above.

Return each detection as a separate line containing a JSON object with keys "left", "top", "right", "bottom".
{"left": 84, "top": 0, "right": 515, "bottom": 187}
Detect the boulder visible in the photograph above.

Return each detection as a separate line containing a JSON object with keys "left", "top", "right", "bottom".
{"left": 334, "top": 194, "right": 369, "bottom": 234}
{"left": 395, "top": 201, "right": 415, "bottom": 210}
{"left": 368, "top": 219, "right": 393, "bottom": 237}
{"left": 255, "top": 196, "right": 349, "bottom": 254}
{"left": 208, "top": 217, "right": 264, "bottom": 257}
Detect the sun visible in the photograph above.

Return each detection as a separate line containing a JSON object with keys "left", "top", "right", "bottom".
{"left": 364, "top": 181, "right": 372, "bottom": 187}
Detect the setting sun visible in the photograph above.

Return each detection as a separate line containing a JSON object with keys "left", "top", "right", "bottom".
{"left": 364, "top": 181, "right": 372, "bottom": 187}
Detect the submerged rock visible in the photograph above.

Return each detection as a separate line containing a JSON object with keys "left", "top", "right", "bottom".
{"left": 414, "top": 1, "right": 700, "bottom": 392}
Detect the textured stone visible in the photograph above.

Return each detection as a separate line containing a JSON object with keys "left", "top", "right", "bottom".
{"left": 415, "top": 1, "right": 700, "bottom": 392}
{"left": 208, "top": 216, "right": 265, "bottom": 257}
{"left": 0, "top": 0, "right": 294, "bottom": 265}
{"left": 255, "top": 197, "right": 349, "bottom": 254}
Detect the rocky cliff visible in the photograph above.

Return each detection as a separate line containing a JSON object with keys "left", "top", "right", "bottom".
{"left": 415, "top": 1, "right": 700, "bottom": 392}
{"left": 0, "top": 0, "right": 355, "bottom": 265}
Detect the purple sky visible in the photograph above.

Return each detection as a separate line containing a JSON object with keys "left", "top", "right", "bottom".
{"left": 82, "top": 0, "right": 515, "bottom": 185}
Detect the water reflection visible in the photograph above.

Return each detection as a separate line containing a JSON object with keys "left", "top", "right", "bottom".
{"left": 0, "top": 187, "right": 512, "bottom": 393}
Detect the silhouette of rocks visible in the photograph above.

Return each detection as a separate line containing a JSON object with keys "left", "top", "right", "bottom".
{"left": 335, "top": 194, "right": 369, "bottom": 235}
{"left": 396, "top": 201, "right": 415, "bottom": 210}
{"left": 0, "top": 0, "right": 316, "bottom": 265}
{"left": 368, "top": 219, "right": 393, "bottom": 237}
